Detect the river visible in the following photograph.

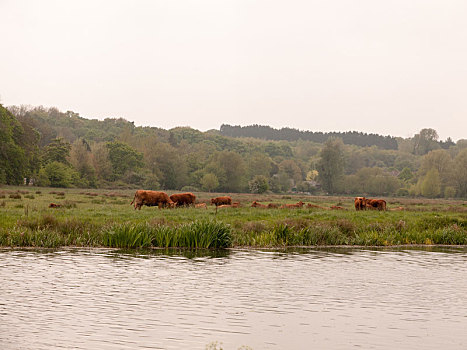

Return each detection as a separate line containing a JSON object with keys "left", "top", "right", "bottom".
{"left": 1, "top": 247, "right": 466, "bottom": 349}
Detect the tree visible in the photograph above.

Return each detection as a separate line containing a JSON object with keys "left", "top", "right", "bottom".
{"left": 106, "top": 141, "right": 144, "bottom": 180}
{"left": 91, "top": 143, "right": 113, "bottom": 182}
{"left": 413, "top": 128, "right": 440, "bottom": 155}
{"left": 317, "top": 138, "right": 345, "bottom": 193}
{"left": 42, "top": 138, "right": 72, "bottom": 165}
{"left": 421, "top": 168, "right": 441, "bottom": 198}
{"left": 200, "top": 173, "right": 219, "bottom": 192}
{"left": 43, "top": 161, "right": 76, "bottom": 187}
{"left": 0, "top": 104, "right": 27, "bottom": 184}
{"left": 249, "top": 175, "right": 269, "bottom": 194}
{"left": 70, "top": 139, "right": 96, "bottom": 187}
{"left": 398, "top": 167, "right": 413, "bottom": 182}
{"left": 452, "top": 149, "right": 467, "bottom": 197}
{"left": 207, "top": 151, "right": 246, "bottom": 192}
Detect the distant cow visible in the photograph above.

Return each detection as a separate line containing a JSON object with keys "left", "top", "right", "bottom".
{"left": 131, "top": 190, "right": 175, "bottom": 210}
{"left": 267, "top": 203, "right": 279, "bottom": 209}
{"left": 354, "top": 197, "right": 367, "bottom": 211}
{"left": 211, "top": 196, "right": 232, "bottom": 207}
{"left": 281, "top": 201, "right": 304, "bottom": 209}
{"left": 170, "top": 192, "right": 196, "bottom": 207}
{"left": 251, "top": 201, "right": 267, "bottom": 208}
{"left": 195, "top": 203, "right": 207, "bottom": 209}
{"left": 330, "top": 205, "right": 346, "bottom": 210}
{"left": 49, "top": 203, "right": 61, "bottom": 208}
{"left": 366, "top": 199, "right": 387, "bottom": 211}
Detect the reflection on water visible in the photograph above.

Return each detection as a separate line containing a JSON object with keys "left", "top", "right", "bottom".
{"left": 1, "top": 247, "right": 467, "bottom": 350}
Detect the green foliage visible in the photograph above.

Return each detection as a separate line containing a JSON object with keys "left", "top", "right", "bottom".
{"left": 42, "top": 138, "right": 71, "bottom": 165}
{"left": 106, "top": 141, "right": 144, "bottom": 180}
{"left": 1, "top": 104, "right": 463, "bottom": 197}
{"left": 0, "top": 104, "right": 28, "bottom": 184}
{"left": 398, "top": 167, "right": 413, "bottom": 182}
{"left": 249, "top": 175, "right": 269, "bottom": 194}
{"left": 413, "top": 128, "right": 440, "bottom": 155}
{"left": 421, "top": 168, "right": 441, "bottom": 198}
{"left": 42, "top": 161, "right": 77, "bottom": 188}
{"left": 317, "top": 138, "right": 345, "bottom": 193}
{"left": 200, "top": 173, "right": 219, "bottom": 192}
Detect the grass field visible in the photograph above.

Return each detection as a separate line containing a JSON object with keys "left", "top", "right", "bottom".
{"left": 1, "top": 186, "right": 466, "bottom": 248}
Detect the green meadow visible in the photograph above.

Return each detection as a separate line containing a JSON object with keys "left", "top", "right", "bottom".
{"left": 0, "top": 186, "right": 466, "bottom": 248}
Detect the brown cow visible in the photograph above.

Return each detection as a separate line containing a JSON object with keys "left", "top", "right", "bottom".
{"left": 211, "top": 196, "right": 232, "bottom": 207}
{"left": 307, "top": 203, "right": 326, "bottom": 209}
{"left": 170, "top": 192, "right": 196, "bottom": 207}
{"left": 251, "top": 201, "right": 267, "bottom": 208}
{"left": 366, "top": 199, "right": 387, "bottom": 211}
{"left": 49, "top": 203, "right": 61, "bottom": 208}
{"left": 131, "top": 190, "right": 175, "bottom": 210}
{"left": 280, "top": 201, "right": 304, "bottom": 209}
{"left": 232, "top": 202, "right": 240, "bottom": 208}
{"left": 354, "top": 197, "right": 367, "bottom": 211}
{"left": 195, "top": 203, "right": 207, "bottom": 209}
{"left": 330, "top": 205, "right": 346, "bottom": 210}
{"left": 267, "top": 203, "right": 279, "bottom": 209}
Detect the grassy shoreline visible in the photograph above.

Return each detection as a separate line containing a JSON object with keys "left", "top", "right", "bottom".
{"left": 1, "top": 186, "right": 466, "bottom": 248}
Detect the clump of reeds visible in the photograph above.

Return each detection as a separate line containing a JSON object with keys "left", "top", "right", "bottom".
{"left": 103, "top": 223, "right": 153, "bottom": 248}
{"left": 103, "top": 220, "right": 232, "bottom": 249}
{"left": 9, "top": 193, "right": 21, "bottom": 199}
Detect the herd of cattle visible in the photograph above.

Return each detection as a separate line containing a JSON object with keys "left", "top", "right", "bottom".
{"left": 129, "top": 190, "right": 389, "bottom": 211}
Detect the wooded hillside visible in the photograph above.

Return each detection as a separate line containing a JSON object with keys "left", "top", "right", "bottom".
{"left": 1, "top": 104, "right": 466, "bottom": 198}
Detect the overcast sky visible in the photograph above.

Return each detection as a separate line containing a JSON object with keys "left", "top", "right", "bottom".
{"left": 1, "top": 0, "right": 466, "bottom": 141}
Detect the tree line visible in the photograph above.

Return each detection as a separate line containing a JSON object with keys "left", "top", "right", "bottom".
{"left": 1, "top": 104, "right": 466, "bottom": 198}
{"left": 220, "top": 124, "right": 399, "bottom": 150}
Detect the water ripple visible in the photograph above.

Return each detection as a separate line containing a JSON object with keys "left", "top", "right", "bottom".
{"left": 1, "top": 247, "right": 467, "bottom": 349}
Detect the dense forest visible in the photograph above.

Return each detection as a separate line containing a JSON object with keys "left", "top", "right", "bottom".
{"left": 1, "top": 104, "right": 466, "bottom": 198}
{"left": 220, "top": 124, "right": 400, "bottom": 150}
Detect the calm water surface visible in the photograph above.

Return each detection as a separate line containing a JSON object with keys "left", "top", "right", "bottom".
{"left": 1, "top": 247, "right": 467, "bottom": 350}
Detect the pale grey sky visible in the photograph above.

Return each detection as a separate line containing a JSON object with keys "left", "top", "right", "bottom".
{"left": 1, "top": 0, "right": 466, "bottom": 140}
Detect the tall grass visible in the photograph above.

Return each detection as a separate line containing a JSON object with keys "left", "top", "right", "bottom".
{"left": 103, "top": 220, "right": 232, "bottom": 249}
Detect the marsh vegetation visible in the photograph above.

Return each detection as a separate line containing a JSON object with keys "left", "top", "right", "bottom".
{"left": 0, "top": 186, "right": 465, "bottom": 248}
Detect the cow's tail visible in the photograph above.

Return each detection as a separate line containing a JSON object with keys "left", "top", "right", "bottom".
{"left": 130, "top": 193, "right": 136, "bottom": 206}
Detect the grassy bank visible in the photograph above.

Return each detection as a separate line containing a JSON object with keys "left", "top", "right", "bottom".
{"left": 1, "top": 186, "right": 466, "bottom": 248}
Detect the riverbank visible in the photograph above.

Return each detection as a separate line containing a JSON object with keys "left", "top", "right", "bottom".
{"left": 1, "top": 187, "right": 466, "bottom": 248}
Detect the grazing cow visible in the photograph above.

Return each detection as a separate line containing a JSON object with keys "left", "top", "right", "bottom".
{"left": 267, "top": 203, "right": 279, "bottom": 209}
{"left": 251, "top": 201, "right": 267, "bottom": 208}
{"left": 170, "top": 192, "right": 196, "bottom": 207}
{"left": 211, "top": 196, "right": 232, "bottom": 207}
{"left": 281, "top": 201, "right": 304, "bottom": 209}
{"left": 195, "top": 203, "right": 207, "bottom": 209}
{"left": 366, "top": 199, "right": 387, "bottom": 211}
{"left": 354, "top": 197, "right": 367, "bottom": 211}
{"left": 49, "top": 203, "right": 61, "bottom": 208}
{"left": 130, "top": 190, "right": 175, "bottom": 210}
